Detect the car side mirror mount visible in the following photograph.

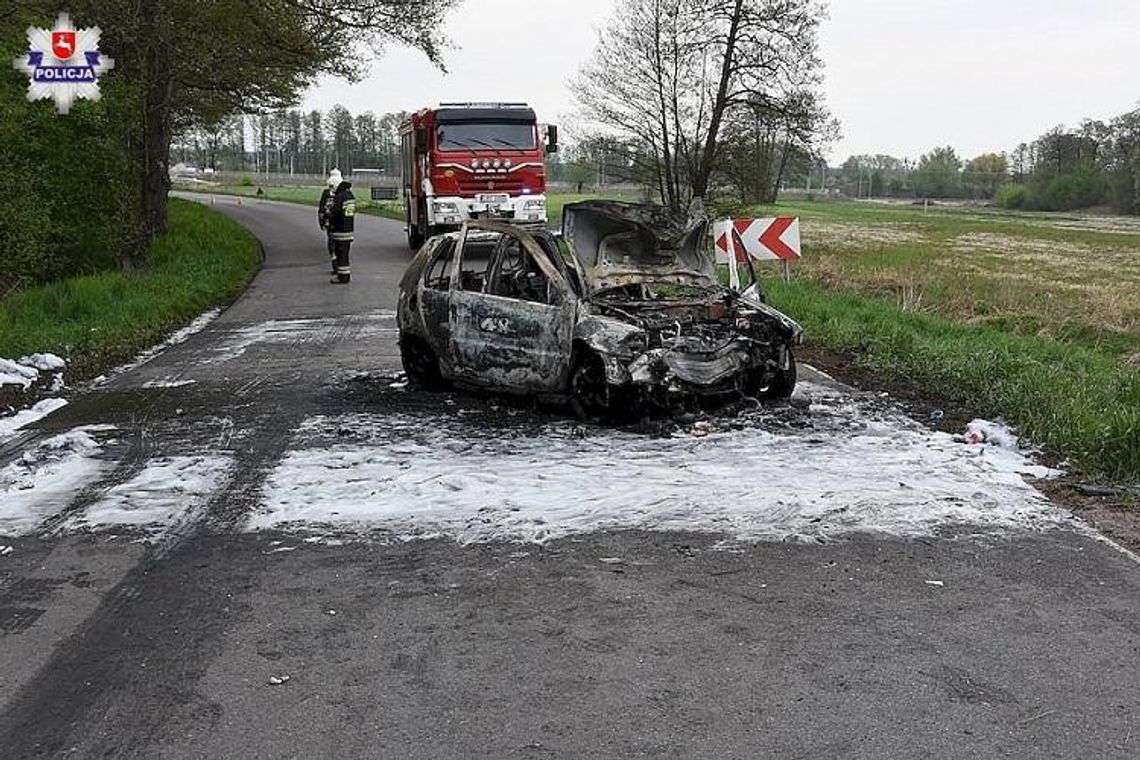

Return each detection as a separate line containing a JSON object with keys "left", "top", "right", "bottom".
{"left": 545, "top": 124, "right": 559, "bottom": 154}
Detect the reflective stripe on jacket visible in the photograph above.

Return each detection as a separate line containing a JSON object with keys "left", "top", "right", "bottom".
{"left": 329, "top": 182, "right": 356, "bottom": 242}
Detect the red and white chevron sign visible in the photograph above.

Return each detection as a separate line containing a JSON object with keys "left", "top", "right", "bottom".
{"left": 714, "top": 217, "right": 802, "bottom": 263}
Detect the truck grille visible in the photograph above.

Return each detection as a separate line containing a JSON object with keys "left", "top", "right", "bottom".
{"left": 457, "top": 176, "right": 526, "bottom": 196}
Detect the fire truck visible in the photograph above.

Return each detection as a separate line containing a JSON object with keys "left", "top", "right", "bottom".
{"left": 400, "top": 103, "right": 558, "bottom": 249}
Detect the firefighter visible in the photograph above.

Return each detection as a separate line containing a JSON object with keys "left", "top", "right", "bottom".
{"left": 318, "top": 170, "right": 341, "bottom": 274}
{"left": 328, "top": 176, "right": 356, "bottom": 284}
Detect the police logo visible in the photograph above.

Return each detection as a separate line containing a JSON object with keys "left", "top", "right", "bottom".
{"left": 12, "top": 12, "right": 115, "bottom": 114}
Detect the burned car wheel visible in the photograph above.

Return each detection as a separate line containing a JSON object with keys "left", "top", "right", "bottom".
{"left": 569, "top": 350, "right": 614, "bottom": 423}
{"left": 745, "top": 349, "right": 797, "bottom": 399}
{"left": 400, "top": 336, "right": 443, "bottom": 389}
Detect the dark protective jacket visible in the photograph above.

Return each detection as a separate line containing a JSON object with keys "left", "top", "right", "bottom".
{"left": 318, "top": 187, "right": 334, "bottom": 229}
{"left": 328, "top": 182, "right": 356, "bottom": 242}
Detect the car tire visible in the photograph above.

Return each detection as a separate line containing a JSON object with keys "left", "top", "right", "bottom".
{"left": 568, "top": 350, "right": 612, "bottom": 423}
{"left": 400, "top": 336, "right": 443, "bottom": 389}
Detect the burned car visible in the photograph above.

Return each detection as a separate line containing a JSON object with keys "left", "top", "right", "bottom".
{"left": 397, "top": 200, "right": 803, "bottom": 420}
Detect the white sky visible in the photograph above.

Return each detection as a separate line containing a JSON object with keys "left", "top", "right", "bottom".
{"left": 303, "top": 0, "right": 1140, "bottom": 165}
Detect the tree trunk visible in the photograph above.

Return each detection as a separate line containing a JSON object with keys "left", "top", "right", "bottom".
{"left": 121, "top": 1, "right": 173, "bottom": 269}
{"left": 691, "top": 0, "right": 744, "bottom": 202}
{"left": 770, "top": 131, "right": 793, "bottom": 204}
{"left": 142, "top": 84, "right": 173, "bottom": 242}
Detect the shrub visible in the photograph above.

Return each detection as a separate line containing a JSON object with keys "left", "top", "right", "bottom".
{"left": 996, "top": 183, "right": 1027, "bottom": 209}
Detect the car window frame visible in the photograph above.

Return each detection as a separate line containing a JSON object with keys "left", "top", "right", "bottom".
{"left": 453, "top": 223, "right": 570, "bottom": 305}
{"left": 422, "top": 236, "right": 457, "bottom": 292}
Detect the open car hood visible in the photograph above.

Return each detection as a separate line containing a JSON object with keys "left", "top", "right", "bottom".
{"left": 562, "top": 201, "right": 717, "bottom": 296}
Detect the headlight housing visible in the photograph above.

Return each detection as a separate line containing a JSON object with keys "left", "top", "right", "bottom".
{"left": 432, "top": 201, "right": 459, "bottom": 214}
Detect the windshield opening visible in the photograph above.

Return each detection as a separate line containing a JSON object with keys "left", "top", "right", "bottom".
{"left": 437, "top": 123, "right": 536, "bottom": 152}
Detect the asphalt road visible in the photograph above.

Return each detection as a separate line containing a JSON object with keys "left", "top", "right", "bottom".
{"left": 0, "top": 195, "right": 1138, "bottom": 759}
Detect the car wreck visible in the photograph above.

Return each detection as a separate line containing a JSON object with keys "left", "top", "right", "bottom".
{"left": 397, "top": 200, "right": 803, "bottom": 420}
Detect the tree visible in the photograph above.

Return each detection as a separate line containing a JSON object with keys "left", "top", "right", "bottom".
{"left": 1107, "top": 109, "right": 1140, "bottom": 214}
{"left": 328, "top": 105, "right": 355, "bottom": 172}
{"left": 963, "top": 152, "right": 1008, "bottom": 199}
{"left": 719, "top": 90, "right": 838, "bottom": 203}
{"left": 838, "top": 154, "right": 905, "bottom": 198}
{"left": 12, "top": 0, "right": 461, "bottom": 267}
{"left": 913, "top": 146, "right": 962, "bottom": 198}
{"left": 1, "top": 4, "right": 137, "bottom": 290}
{"left": 565, "top": 158, "right": 596, "bottom": 193}
{"left": 574, "top": 0, "right": 830, "bottom": 211}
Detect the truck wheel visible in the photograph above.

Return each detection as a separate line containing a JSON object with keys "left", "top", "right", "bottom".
{"left": 406, "top": 202, "right": 424, "bottom": 250}
{"left": 569, "top": 350, "right": 613, "bottom": 423}
{"left": 407, "top": 223, "right": 424, "bottom": 250}
{"left": 400, "top": 336, "right": 442, "bottom": 389}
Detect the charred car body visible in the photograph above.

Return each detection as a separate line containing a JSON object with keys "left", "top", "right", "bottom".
{"left": 397, "top": 200, "right": 803, "bottom": 419}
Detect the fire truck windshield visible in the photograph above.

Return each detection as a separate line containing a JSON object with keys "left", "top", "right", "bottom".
{"left": 436, "top": 122, "right": 536, "bottom": 152}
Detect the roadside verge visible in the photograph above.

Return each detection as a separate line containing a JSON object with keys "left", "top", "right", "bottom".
{"left": 0, "top": 198, "right": 261, "bottom": 404}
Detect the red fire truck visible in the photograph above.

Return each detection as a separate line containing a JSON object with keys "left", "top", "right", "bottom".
{"left": 400, "top": 103, "right": 558, "bottom": 249}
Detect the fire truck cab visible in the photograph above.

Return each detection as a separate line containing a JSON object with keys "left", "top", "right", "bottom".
{"left": 400, "top": 103, "right": 558, "bottom": 249}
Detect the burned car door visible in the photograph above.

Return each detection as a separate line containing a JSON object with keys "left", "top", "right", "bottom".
{"left": 417, "top": 236, "right": 456, "bottom": 361}
{"left": 449, "top": 226, "right": 575, "bottom": 392}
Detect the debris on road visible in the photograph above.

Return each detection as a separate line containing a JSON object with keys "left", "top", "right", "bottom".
{"left": 925, "top": 580, "right": 945, "bottom": 587}
{"left": 1014, "top": 709, "right": 1056, "bottom": 727}
{"left": 959, "top": 418, "right": 1019, "bottom": 448}
{"left": 268, "top": 675, "right": 291, "bottom": 686}
{"left": 0, "top": 545, "right": 13, "bottom": 556}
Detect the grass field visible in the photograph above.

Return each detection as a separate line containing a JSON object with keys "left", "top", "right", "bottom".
{"left": 766, "top": 200, "right": 1140, "bottom": 358}
{"left": 0, "top": 199, "right": 261, "bottom": 379}
{"left": 746, "top": 200, "right": 1140, "bottom": 482}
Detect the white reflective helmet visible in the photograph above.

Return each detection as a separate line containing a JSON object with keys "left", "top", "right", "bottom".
{"left": 327, "top": 169, "right": 343, "bottom": 188}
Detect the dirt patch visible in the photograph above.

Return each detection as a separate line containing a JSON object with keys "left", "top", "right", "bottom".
{"left": 1, "top": 377, "right": 66, "bottom": 422}
{"left": 805, "top": 222, "right": 924, "bottom": 250}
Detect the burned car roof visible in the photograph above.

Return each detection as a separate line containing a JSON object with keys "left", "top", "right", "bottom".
{"left": 561, "top": 201, "right": 717, "bottom": 296}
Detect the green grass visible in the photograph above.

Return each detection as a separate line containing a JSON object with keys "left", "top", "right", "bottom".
{"left": 763, "top": 278, "right": 1140, "bottom": 481}
{"left": 0, "top": 199, "right": 261, "bottom": 378}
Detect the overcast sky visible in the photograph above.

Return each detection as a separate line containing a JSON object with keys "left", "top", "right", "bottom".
{"left": 303, "top": 0, "right": 1140, "bottom": 164}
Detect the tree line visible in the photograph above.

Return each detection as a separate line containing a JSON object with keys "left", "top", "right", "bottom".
{"left": 835, "top": 106, "right": 1140, "bottom": 214}
{"left": 1, "top": 0, "right": 459, "bottom": 293}
{"left": 999, "top": 110, "right": 1140, "bottom": 213}
{"left": 836, "top": 149, "right": 1010, "bottom": 201}
{"left": 173, "top": 108, "right": 408, "bottom": 178}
